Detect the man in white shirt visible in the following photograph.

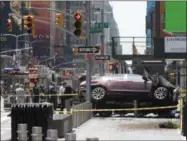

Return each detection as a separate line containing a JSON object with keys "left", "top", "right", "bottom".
{"left": 58, "top": 83, "right": 65, "bottom": 106}
{"left": 16, "top": 84, "right": 25, "bottom": 103}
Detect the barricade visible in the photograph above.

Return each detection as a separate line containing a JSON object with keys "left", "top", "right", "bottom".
{"left": 11, "top": 103, "right": 53, "bottom": 141}
{"left": 182, "top": 104, "right": 187, "bottom": 137}
{"left": 71, "top": 102, "right": 93, "bottom": 128}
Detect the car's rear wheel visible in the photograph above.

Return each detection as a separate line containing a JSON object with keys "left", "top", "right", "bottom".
{"left": 153, "top": 87, "right": 168, "bottom": 101}
{"left": 91, "top": 86, "right": 106, "bottom": 102}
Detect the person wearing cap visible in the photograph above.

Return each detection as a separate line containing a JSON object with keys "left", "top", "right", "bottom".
{"left": 32, "top": 81, "right": 40, "bottom": 103}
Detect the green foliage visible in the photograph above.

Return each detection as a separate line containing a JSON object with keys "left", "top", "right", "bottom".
{"left": 159, "top": 121, "right": 179, "bottom": 129}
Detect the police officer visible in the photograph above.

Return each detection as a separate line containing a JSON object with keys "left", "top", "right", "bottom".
{"left": 48, "top": 82, "right": 57, "bottom": 110}
{"left": 33, "top": 81, "right": 40, "bottom": 103}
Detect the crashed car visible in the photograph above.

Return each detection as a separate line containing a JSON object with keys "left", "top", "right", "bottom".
{"left": 79, "top": 68, "right": 180, "bottom": 117}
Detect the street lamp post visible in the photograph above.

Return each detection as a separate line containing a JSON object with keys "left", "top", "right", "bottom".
{"left": 2, "top": 33, "right": 29, "bottom": 66}
{"left": 2, "top": 33, "right": 29, "bottom": 52}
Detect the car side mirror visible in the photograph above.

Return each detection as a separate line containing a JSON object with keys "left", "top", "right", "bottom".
{"left": 142, "top": 76, "right": 148, "bottom": 81}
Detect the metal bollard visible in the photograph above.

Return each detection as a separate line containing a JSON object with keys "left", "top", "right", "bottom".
{"left": 31, "top": 126, "right": 43, "bottom": 141}
{"left": 133, "top": 100, "right": 138, "bottom": 117}
{"left": 86, "top": 137, "right": 99, "bottom": 141}
{"left": 65, "top": 133, "right": 76, "bottom": 141}
{"left": 46, "top": 129, "right": 58, "bottom": 141}
{"left": 17, "top": 124, "right": 28, "bottom": 141}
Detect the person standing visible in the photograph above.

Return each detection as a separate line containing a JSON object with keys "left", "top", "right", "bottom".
{"left": 32, "top": 81, "right": 40, "bottom": 103}
{"left": 48, "top": 82, "right": 57, "bottom": 110}
{"left": 15, "top": 84, "right": 25, "bottom": 103}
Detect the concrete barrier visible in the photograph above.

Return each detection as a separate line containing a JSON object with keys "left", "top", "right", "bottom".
{"left": 31, "top": 126, "right": 43, "bottom": 141}
{"left": 46, "top": 129, "right": 58, "bottom": 141}
{"left": 17, "top": 124, "right": 28, "bottom": 141}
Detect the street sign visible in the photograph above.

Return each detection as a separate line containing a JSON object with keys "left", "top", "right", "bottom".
{"left": 90, "top": 28, "right": 102, "bottom": 33}
{"left": 94, "top": 22, "right": 109, "bottom": 28}
{"left": 95, "top": 55, "right": 110, "bottom": 60}
{"left": 78, "top": 46, "right": 99, "bottom": 53}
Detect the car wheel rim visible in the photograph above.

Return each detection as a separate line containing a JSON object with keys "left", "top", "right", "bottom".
{"left": 154, "top": 87, "right": 168, "bottom": 100}
{"left": 92, "top": 87, "right": 105, "bottom": 100}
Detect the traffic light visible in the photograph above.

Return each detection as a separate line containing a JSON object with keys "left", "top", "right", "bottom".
{"left": 23, "top": 15, "right": 35, "bottom": 35}
{"left": 74, "top": 12, "right": 82, "bottom": 37}
{"left": 55, "top": 13, "right": 64, "bottom": 27}
{"left": 7, "top": 18, "right": 12, "bottom": 32}
{"left": 73, "top": 48, "right": 79, "bottom": 56}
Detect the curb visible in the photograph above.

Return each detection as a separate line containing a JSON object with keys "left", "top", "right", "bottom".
{"left": 177, "top": 129, "right": 186, "bottom": 140}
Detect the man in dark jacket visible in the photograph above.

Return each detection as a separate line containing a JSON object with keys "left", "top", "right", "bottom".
{"left": 48, "top": 82, "right": 57, "bottom": 110}
{"left": 33, "top": 81, "right": 40, "bottom": 103}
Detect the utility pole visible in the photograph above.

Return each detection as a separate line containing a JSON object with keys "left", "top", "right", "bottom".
{"left": 85, "top": 1, "right": 92, "bottom": 101}
{"left": 100, "top": 2, "right": 105, "bottom": 76}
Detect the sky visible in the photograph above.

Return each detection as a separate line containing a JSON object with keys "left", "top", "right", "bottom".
{"left": 109, "top": 1, "right": 147, "bottom": 56}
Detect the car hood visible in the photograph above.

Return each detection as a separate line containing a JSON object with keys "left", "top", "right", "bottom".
{"left": 159, "top": 76, "right": 176, "bottom": 89}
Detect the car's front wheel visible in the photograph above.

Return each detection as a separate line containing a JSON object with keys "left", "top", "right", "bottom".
{"left": 91, "top": 86, "right": 106, "bottom": 102}
{"left": 153, "top": 87, "right": 169, "bottom": 101}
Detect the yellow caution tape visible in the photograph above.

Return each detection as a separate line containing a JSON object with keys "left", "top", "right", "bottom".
{"left": 55, "top": 105, "right": 179, "bottom": 114}
{"left": 7, "top": 94, "right": 78, "bottom": 97}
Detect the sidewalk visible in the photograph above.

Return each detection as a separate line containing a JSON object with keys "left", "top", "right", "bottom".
{"left": 1, "top": 111, "right": 11, "bottom": 124}
{"left": 59, "top": 117, "right": 186, "bottom": 140}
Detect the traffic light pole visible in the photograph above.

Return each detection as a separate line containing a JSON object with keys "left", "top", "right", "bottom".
{"left": 85, "top": 1, "right": 92, "bottom": 102}
{"left": 100, "top": 4, "right": 105, "bottom": 76}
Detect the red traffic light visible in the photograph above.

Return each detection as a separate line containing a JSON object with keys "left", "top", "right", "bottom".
{"left": 74, "top": 12, "right": 81, "bottom": 20}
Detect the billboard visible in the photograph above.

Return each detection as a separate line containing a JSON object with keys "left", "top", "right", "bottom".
{"left": 165, "top": 1, "right": 186, "bottom": 32}
{"left": 0, "top": 1, "right": 29, "bottom": 51}
{"left": 30, "top": 1, "right": 51, "bottom": 58}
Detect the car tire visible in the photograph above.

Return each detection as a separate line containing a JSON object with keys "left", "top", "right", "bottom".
{"left": 91, "top": 86, "right": 106, "bottom": 102}
{"left": 153, "top": 87, "right": 169, "bottom": 101}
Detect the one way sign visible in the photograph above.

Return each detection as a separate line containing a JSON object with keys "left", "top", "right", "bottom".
{"left": 78, "top": 46, "right": 99, "bottom": 53}
{"left": 95, "top": 55, "right": 110, "bottom": 60}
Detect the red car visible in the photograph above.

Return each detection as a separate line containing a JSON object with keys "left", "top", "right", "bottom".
{"left": 79, "top": 69, "right": 179, "bottom": 117}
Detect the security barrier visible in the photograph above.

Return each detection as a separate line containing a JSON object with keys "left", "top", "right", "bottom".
{"left": 72, "top": 102, "right": 93, "bottom": 128}
{"left": 55, "top": 105, "right": 178, "bottom": 114}
{"left": 182, "top": 104, "right": 187, "bottom": 137}
{"left": 11, "top": 103, "right": 53, "bottom": 141}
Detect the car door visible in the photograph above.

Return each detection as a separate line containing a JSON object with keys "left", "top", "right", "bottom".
{"left": 108, "top": 75, "right": 127, "bottom": 91}
{"left": 125, "top": 75, "right": 151, "bottom": 92}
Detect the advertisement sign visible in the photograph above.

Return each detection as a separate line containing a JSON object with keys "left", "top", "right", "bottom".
{"left": 165, "top": 1, "right": 186, "bottom": 32}
{"left": 165, "top": 37, "right": 187, "bottom": 53}
{"left": 30, "top": 1, "right": 51, "bottom": 58}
